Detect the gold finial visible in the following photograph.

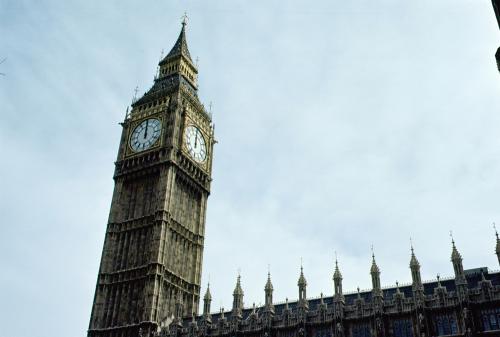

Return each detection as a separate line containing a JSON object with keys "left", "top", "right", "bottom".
{"left": 181, "top": 12, "right": 188, "bottom": 27}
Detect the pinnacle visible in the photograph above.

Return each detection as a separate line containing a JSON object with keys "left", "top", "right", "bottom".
{"left": 233, "top": 274, "right": 244, "bottom": 296}
{"left": 265, "top": 272, "right": 273, "bottom": 291}
{"left": 204, "top": 283, "right": 212, "bottom": 300}
{"left": 370, "top": 253, "right": 380, "bottom": 274}
{"left": 410, "top": 246, "right": 420, "bottom": 268}
{"left": 162, "top": 22, "right": 193, "bottom": 64}
{"left": 495, "top": 224, "right": 500, "bottom": 254}
{"left": 334, "top": 258, "right": 342, "bottom": 279}
{"left": 451, "top": 239, "right": 462, "bottom": 261}
{"left": 298, "top": 265, "right": 307, "bottom": 286}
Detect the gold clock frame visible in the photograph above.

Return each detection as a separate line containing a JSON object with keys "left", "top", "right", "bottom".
{"left": 126, "top": 115, "right": 164, "bottom": 157}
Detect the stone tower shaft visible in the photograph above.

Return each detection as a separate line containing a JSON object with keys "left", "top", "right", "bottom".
{"left": 88, "top": 22, "right": 214, "bottom": 337}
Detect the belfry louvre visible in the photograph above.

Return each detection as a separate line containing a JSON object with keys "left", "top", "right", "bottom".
{"left": 88, "top": 20, "right": 500, "bottom": 337}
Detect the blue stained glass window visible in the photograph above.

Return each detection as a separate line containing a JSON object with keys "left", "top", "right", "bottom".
{"left": 481, "top": 308, "right": 500, "bottom": 331}
{"left": 352, "top": 323, "right": 371, "bottom": 337}
{"left": 434, "top": 314, "right": 458, "bottom": 336}
{"left": 393, "top": 319, "right": 413, "bottom": 337}
{"left": 313, "top": 327, "right": 331, "bottom": 337}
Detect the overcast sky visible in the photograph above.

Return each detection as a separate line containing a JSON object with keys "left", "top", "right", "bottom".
{"left": 1, "top": 1, "right": 500, "bottom": 336}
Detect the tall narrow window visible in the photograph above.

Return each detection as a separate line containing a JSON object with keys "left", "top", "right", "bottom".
{"left": 434, "top": 314, "right": 458, "bottom": 336}
{"left": 352, "top": 323, "right": 371, "bottom": 337}
{"left": 393, "top": 319, "right": 413, "bottom": 337}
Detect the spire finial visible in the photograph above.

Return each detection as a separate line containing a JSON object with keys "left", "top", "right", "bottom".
{"left": 410, "top": 237, "right": 414, "bottom": 253}
{"left": 450, "top": 230, "right": 455, "bottom": 246}
{"left": 181, "top": 12, "right": 188, "bottom": 27}
{"left": 371, "top": 244, "right": 375, "bottom": 260}
{"left": 494, "top": 223, "right": 499, "bottom": 240}
{"left": 132, "top": 86, "right": 139, "bottom": 103}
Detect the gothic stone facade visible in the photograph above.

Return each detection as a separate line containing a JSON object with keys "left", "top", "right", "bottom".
{"left": 161, "top": 242, "right": 500, "bottom": 337}
{"left": 88, "top": 22, "right": 215, "bottom": 337}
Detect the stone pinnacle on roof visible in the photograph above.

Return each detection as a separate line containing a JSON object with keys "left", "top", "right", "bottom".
{"left": 298, "top": 265, "right": 307, "bottom": 286}
{"left": 410, "top": 242, "right": 420, "bottom": 268}
{"left": 265, "top": 272, "right": 273, "bottom": 291}
{"left": 204, "top": 282, "right": 212, "bottom": 301}
{"left": 334, "top": 257, "right": 342, "bottom": 280}
{"left": 370, "top": 252, "right": 380, "bottom": 274}
{"left": 450, "top": 233, "right": 462, "bottom": 262}
{"left": 233, "top": 274, "right": 244, "bottom": 296}
{"left": 494, "top": 223, "right": 500, "bottom": 254}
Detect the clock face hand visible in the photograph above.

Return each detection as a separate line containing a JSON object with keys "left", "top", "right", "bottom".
{"left": 130, "top": 118, "right": 162, "bottom": 152}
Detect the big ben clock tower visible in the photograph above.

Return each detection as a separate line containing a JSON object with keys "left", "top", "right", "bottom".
{"left": 88, "top": 20, "right": 214, "bottom": 337}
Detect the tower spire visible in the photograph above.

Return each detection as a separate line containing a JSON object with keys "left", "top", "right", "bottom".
{"left": 409, "top": 242, "right": 424, "bottom": 297}
{"left": 203, "top": 283, "right": 212, "bottom": 321}
{"left": 494, "top": 223, "right": 500, "bottom": 266}
{"left": 232, "top": 274, "right": 244, "bottom": 319}
{"left": 156, "top": 16, "right": 198, "bottom": 89}
{"left": 450, "top": 234, "right": 467, "bottom": 301}
{"left": 297, "top": 264, "right": 308, "bottom": 310}
{"left": 370, "top": 249, "right": 382, "bottom": 299}
{"left": 264, "top": 270, "right": 275, "bottom": 314}
{"left": 333, "top": 256, "right": 344, "bottom": 302}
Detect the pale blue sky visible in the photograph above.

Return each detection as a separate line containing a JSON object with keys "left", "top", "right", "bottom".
{"left": 1, "top": 1, "right": 500, "bottom": 336}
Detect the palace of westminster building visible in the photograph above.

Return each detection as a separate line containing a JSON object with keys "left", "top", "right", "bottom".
{"left": 88, "top": 12, "right": 500, "bottom": 337}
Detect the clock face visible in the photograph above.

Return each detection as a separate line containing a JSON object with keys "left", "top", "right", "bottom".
{"left": 185, "top": 125, "right": 207, "bottom": 163}
{"left": 130, "top": 118, "right": 162, "bottom": 152}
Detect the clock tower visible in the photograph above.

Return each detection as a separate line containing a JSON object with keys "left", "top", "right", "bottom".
{"left": 88, "top": 21, "right": 214, "bottom": 337}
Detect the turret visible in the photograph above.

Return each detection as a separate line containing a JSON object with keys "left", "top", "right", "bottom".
{"left": 370, "top": 253, "right": 383, "bottom": 299}
{"left": 333, "top": 258, "right": 344, "bottom": 303}
{"left": 297, "top": 265, "right": 308, "bottom": 309}
{"left": 495, "top": 226, "right": 500, "bottom": 266}
{"left": 232, "top": 274, "right": 244, "bottom": 319}
{"left": 409, "top": 245, "right": 424, "bottom": 294}
{"left": 264, "top": 272, "right": 275, "bottom": 314}
{"left": 450, "top": 237, "right": 466, "bottom": 284}
{"left": 203, "top": 283, "right": 212, "bottom": 322}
